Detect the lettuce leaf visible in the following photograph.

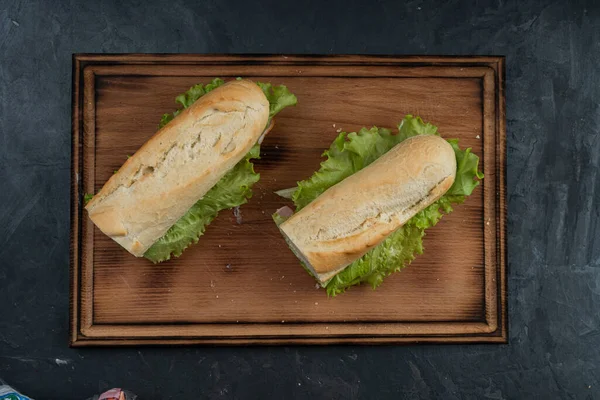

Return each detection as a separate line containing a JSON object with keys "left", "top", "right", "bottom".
{"left": 158, "top": 78, "right": 226, "bottom": 129}
{"left": 282, "top": 115, "right": 482, "bottom": 296}
{"left": 145, "top": 79, "right": 297, "bottom": 263}
{"left": 83, "top": 193, "right": 94, "bottom": 205}
{"left": 158, "top": 78, "right": 296, "bottom": 129}
{"left": 144, "top": 145, "right": 260, "bottom": 262}
{"left": 256, "top": 82, "right": 299, "bottom": 122}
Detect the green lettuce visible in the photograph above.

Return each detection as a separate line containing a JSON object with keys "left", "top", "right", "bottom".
{"left": 158, "top": 78, "right": 226, "bottom": 129}
{"left": 145, "top": 79, "right": 297, "bottom": 263}
{"left": 158, "top": 78, "right": 297, "bottom": 129}
{"left": 277, "top": 115, "right": 483, "bottom": 296}
{"left": 144, "top": 145, "right": 260, "bottom": 262}
{"left": 83, "top": 193, "right": 94, "bottom": 205}
{"left": 256, "top": 82, "right": 298, "bottom": 123}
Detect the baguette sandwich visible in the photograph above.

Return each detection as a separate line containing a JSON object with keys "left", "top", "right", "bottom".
{"left": 273, "top": 116, "right": 483, "bottom": 296}
{"left": 86, "top": 78, "right": 297, "bottom": 262}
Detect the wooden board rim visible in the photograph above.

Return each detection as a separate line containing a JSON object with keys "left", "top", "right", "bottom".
{"left": 70, "top": 54, "right": 507, "bottom": 346}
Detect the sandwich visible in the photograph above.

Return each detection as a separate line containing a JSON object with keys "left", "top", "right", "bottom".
{"left": 273, "top": 115, "right": 483, "bottom": 296}
{"left": 85, "top": 78, "right": 297, "bottom": 262}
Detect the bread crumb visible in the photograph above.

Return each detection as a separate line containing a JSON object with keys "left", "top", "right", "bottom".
{"left": 333, "top": 123, "right": 336, "bottom": 128}
{"left": 210, "top": 280, "right": 215, "bottom": 288}
{"left": 216, "top": 295, "right": 219, "bottom": 298}
{"left": 315, "top": 283, "right": 320, "bottom": 289}
{"left": 314, "top": 302, "right": 319, "bottom": 305}
{"left": 325, "top": 326, "right": 329, "bottom": 330}
{"left": 486, "top": 219, "right": 490, "bottom": 225}
{"left": 476, "top": 135, "right": 481, "bottom": 139}
{"left": 281, "top": 320, "right": 285, "bottom": 323}
{"left": 336, "top": 128, "right": 342, "bottom": 133}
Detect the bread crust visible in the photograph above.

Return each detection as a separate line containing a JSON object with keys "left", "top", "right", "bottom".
{"left": 279, "top": 134, "right": 457, "bottom": 284}
{"left": 86, "top": 80, "right": 269, "bottom": 256}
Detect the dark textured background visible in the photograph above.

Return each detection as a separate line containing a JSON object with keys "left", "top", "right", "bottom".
{"left": 0, "top": 0, "right": 598, "bottom": 398}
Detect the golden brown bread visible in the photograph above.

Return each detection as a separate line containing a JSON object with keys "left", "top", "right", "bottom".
{"left": 279, "top": 134, "right": 457, "bottom": 284}
{"left": 85, "top": 79, "right": 270, "bottom": 256}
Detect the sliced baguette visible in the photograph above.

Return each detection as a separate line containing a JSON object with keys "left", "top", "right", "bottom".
{"left": 279, "top": 134, "right": 457, "bottom": 284}
{"left": 86, "top": 79, "right": 270, "bottom": 257}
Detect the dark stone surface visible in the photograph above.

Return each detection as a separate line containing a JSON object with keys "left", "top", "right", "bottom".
{"left": 0, "top": 0, "right": 599, "bottom": 398}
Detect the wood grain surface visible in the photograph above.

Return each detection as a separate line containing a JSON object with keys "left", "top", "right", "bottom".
{"left": 70, "top": 54, "right": 506, "bottom": 346}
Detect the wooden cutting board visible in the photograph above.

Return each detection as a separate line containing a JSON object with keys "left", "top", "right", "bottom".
{"left": 70, "top": 54, "right": 506, "bottom": 346}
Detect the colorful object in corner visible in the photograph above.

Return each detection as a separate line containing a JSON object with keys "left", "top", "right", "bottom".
{"left": 0, "top": 384, "right": 32, "bottom": 400}
{"left": 86, "top": 388, "right": 138, "bottom": 400}
{"left": 96, "top": 388, "right": 135, "bottom": 400}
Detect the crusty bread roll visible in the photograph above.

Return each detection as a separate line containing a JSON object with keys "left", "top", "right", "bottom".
{"left": 86, "top": 79, "right": 269, "bottom": 256}
{"left": 279, "top": 134, "right": 457, "bottom": 284}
